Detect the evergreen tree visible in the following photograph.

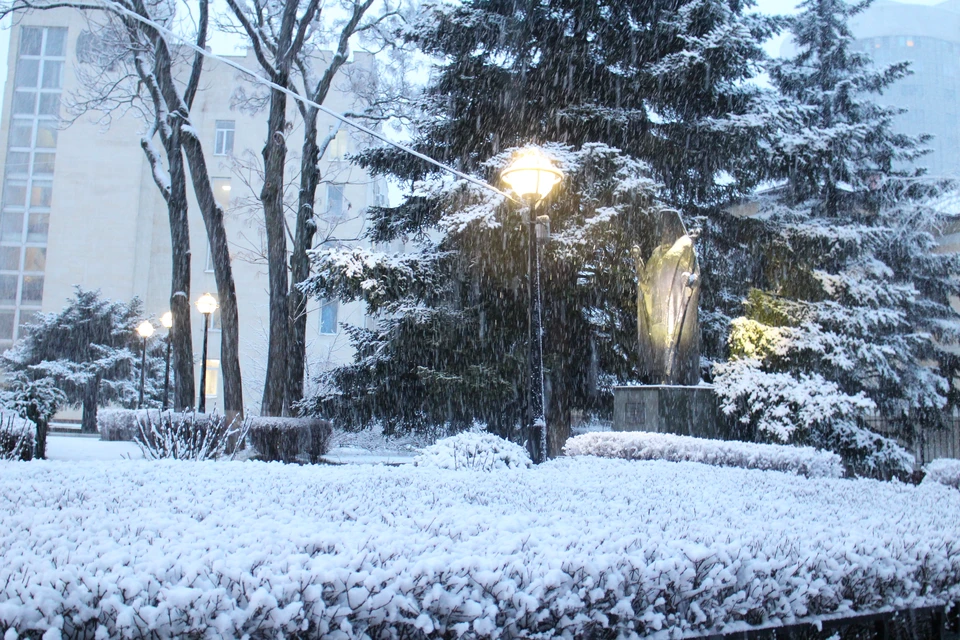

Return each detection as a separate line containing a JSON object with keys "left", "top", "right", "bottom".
{"left": 712, "top": 0, "right": 960, "bottom": 476}
{"left": 301, "top": 0, "right": 780, "bottom": 453}
{"left": 3, "top": 287, "right": 165, "bottom": 433}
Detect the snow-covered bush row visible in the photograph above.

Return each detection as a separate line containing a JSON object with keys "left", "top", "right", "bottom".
{"left": 923, "top": 458, "right": 960, "bottom": 490}
{"left": 0, "top": 411, "right": 34, "bottom": 461}
{"left": 98, "top": 409, "right": 224, "bottom": 442}
{"left": 246, "top": 416, "right": 332, "bottom": 463}
{"left": 135, "top": 411, "right": 242, "bottom": 461}
{"left": 415, "top": 431, "right": 531, "bottom": 470}
{"left": 564, "top": 431, "right": 844, "bottom": 478}
{"left": 2, "top": 458, "right": 959, "bottom": 639}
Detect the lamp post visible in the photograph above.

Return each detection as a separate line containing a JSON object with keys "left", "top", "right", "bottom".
{"left": 136, "top": 320, "right": 155, "bottom": 409}
{"left": 160, "top": 311, "right": 173, "bottom": 411}
{"left": 196, "top": 293, "right": 218, "bottom": 413}
{"left": 501, "top": 149, "right": 562, "bottom": 464}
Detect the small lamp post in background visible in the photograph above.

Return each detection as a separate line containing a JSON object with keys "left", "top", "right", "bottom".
{"left": 136, "top": 320, "right": 155, "bottom": 409}
{"left": 196, "top": 293, "right": 218, "bottom": 413}
{"left": 500, "top": 149, "right": 563, "bottom": 464}
{"left": 160, "top": 311, "right": 173, "bottom": 411}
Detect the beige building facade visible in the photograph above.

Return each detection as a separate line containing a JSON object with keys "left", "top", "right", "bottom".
{"left": 0, "top": 9, "right": 384, "bottom": 414}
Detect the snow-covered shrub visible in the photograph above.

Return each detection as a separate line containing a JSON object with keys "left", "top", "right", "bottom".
{"left": 0, "top": 411, "right": 34, "bottom": 461}
{"left": 246, "top": 416, "right": 332, "bottom": 463}
{"left": 415, "top": 431, "right": 531, "bottom": 470}
{"left": 1, "top": 458, "right": 958, "bottom": 639}
{"left": 564, "top": 431, "right": 844, "bottom": 478}
{"left": 98, "top": 408, "right": 145, "bottom": 441}
{"left": 922, "top": 459, "right": 960, "bottom": 490}
{"left": 713, "top": 358, "right": 913, "bottom": 477}
{"left": 135, "top": 412, "right": 242, "bottom": 461}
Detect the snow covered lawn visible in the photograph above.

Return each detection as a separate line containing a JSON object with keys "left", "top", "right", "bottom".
{"left": 44, "top": 434, "right": 143, "bottom": 461}
{"left": 1, "top": 457, "right": 959, "bottom": 639}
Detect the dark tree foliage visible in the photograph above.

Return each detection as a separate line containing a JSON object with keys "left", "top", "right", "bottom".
{"left": 3, "top": 287, "right": 165, "bottom": 434}
{"left": 711, "top": 0, "right": 960, "bottom": 475}
{"left": 302, "top": 0, "right": 780, "bottom": 451}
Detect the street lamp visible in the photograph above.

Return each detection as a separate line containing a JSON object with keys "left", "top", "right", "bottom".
{"left": 160, "top": 311, "right": 173, "bottom": 411}
{"left": 136, "top": 320, "right": 155, "bottom": 409}
{"left": 501, "top": 149, "right": 562, "bottom": 464}
{"left": 196, "top": 293, "right": 218, "bottom": 413}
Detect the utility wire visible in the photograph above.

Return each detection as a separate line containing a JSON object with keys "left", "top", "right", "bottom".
{"left": 95, "top": 0, "right": 521, "bottom": 203}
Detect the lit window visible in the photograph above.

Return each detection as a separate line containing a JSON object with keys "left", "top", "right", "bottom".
{"left": 906, "top": 39, "right": 914, "bottom": 47}
{"left": 212, "top": 178, "right": 231, "bottom": 210}
{"left": 327, "top": 127, "right": 348, "bottom": 159}
{"left": 320, "top": 298, "right": 338, "bottom": 334}
{"left": 204, "top": 359, "right": 220, "bottom": 396}
{"left": 326, "top": 184, "right": 345, "bottom": 219}
{"left": 214, "top": 121, "right": 235, "bottom": 156}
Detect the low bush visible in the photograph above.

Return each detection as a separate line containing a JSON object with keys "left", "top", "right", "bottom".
{"left": 415, "top": 431, "right": 531, "bottom": 471}
{"left": 922, "top": 458, "right": 960, "bottom": 490}
{"left": 0, "top": 411, "right": 34, "bottom": 461}
{"left": 564, "top": 430, "right": 844, "bottom": 478}
{"left": 246, "top": 416, "right": 332, "bottom": 463}
{"left": 98, "top": 408, "right": 144, "bottom": 441}
{"left": 135, "top": 411, "right": 243, "bottom": 461}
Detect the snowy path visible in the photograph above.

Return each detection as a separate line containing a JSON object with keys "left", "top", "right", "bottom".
{"left": 45, "top": 434, "right": 143, "bottom": 460}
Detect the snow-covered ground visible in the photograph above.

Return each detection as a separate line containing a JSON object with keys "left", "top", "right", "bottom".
{"left": 45, "top": 434, "right": 143, "bottom": 461}
{"left": 1, "top": 457, "right": 958, "bottom": 638}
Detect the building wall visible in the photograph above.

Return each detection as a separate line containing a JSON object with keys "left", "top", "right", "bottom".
{"left": 849, "top": 0, "right": 960, "bottom": 178}
{"left": 0, "top": 9, "right": 384, "bottom": 415}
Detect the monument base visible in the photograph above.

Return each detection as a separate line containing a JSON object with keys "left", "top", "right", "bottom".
{"left": 613, "top": 385, "right": 731, "bottom": 439}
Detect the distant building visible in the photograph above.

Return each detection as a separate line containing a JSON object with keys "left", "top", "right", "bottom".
{"left": 0, "top": 9, "right": 387, "bottom": 414}
{"left": 849, "top": 0, "right": 960, "bottom": 178}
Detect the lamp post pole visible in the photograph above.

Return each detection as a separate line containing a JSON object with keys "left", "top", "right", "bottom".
{"left": 501, "top": 149, "right": 561, "bottom": 463}
{"left": 196, "top": 293, "right": 218, "bottom": 413}
{"left": 160, "top": 311, "right": 173, "bottom": 411}
{"left": 526, "top": 199, "right": 547, "bottom": 464}
{"left": 198, "top": 313, "right": 209, "bottom": 413}
{"left": 136, "top": 321, "right": 155, "bottom": 409}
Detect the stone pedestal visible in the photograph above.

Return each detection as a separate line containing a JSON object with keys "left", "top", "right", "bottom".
{"left": 613, "top": 385, "right": 729, "bottom": 439}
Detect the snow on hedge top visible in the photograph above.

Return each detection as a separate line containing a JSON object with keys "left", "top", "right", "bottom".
{"left": 564, "top": 430, "right": 844, "bottom": 478}
{"left": 414, "top": 431, "right": 531, "bottom": 470}
{"left": 1, "top": 458, "right": 958, "bottom": 639}
{"left": 923, "top": 458, "right": 960, "bottom": 490}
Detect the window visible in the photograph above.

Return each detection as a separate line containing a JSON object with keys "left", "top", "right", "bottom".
{"left": 205, "top": 244, "right": 214, "bottom": 272}
{"left": 319, "top": 298, "right": 338, "bottom": 334}
{"left": 326, "top": 184, "right": 345, "bottom": 219}
{"left": 212, "top": 178, "right": 231, "bottom": 210}
{"left": 326, "top": 127, "right": 348, "bottom": 159}
{"left": 214, "top": 121, "right": 235, "bottom": 156}
{"left": 204, "top": 359, "right": 219, "bottom": 397}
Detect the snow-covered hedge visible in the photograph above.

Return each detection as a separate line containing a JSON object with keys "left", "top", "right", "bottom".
{"left": 1, "top": 458, "right": 958, "bottom": 639}
{"left": 923, "top": 458, "right": 960, "bottom": 490}
{"left": 97, "top": 407, "right": 143, "bottom": 441}
{"left": 246, "top": 416, "right": 332, "bottom": 463}
{"left": 0, "top": 411, "right": 34, "bottom": 461}
{"left": 564, "top": 431, "right": 844, "bottom": 478}
{"left": 135, "top": 412, "right": 241, "bottom": 461}
{"left": 415, "top": 431, "right": 531, "bottom": 470}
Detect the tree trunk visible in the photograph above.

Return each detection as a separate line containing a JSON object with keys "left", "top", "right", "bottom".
{"left": 286, "top": 109, "right": 320, "bottom": 410}
{"left": 81, "top": 375, "right": 99, "bottom": 434}
{"left": 260, "top": 88, "right": 291, "bottom": 417}
{"left": 35, "top": 419, "right": 47, "bottom": 459}
{"left": 179, "top": 128, "right": 244, "bottom": 419}
{"left": 164, "top": 129, "right": 196, "bottom": 411}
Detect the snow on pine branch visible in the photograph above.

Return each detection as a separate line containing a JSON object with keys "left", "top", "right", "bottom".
{"left": 713, "top": 358, "right": 875, "bottom": 442}
{"left": 563, "top": 430, "right": 843, "bottom": 478}
{"left": 302, "top": 247, "right": 447, "bottom": 312}
{"left": 2, "top": 458, "right": 959, "bottom": 638}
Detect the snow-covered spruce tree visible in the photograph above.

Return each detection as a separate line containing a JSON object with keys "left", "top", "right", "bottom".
{"left": 300, "top": 0, "right": 780, "bottom": 454}
{"left": 713, "top": 0, "right": 960, "bottom": 476}
{"left": 2, "top": 288, "right": 166, "bottom": 433}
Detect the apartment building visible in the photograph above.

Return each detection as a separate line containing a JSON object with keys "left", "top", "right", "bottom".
{"left": 0, "top": 9, "right": 386, "bottom": 413}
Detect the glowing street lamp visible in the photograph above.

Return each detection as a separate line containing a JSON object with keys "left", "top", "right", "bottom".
{"left": 136, "top": 320, "right": 155, "bottom": 409}
{"left": 160, "top": 311, "right": 173, "bottom": 411}
{"left": 501, "top": 148, "right": 563, "bottom": 464}
{"left": 196, "top": 293, "right": 218, "bottom": 413}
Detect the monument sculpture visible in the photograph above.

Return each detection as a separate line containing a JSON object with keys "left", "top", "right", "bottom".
{"left": 614, "top": 209, "right": 726, "bottom": 438}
